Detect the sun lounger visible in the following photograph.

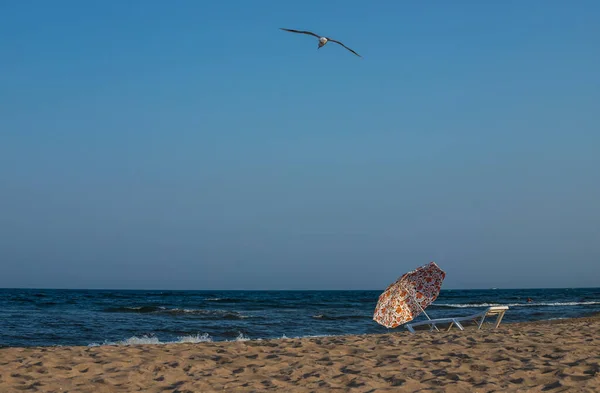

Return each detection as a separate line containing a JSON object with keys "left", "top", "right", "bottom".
{"left": 405, "top": 305, "right": 509, "bottom": 334}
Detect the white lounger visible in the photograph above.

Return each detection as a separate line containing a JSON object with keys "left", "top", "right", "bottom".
{"left": 405, "top": 305, "right": 509, "bottom": 334}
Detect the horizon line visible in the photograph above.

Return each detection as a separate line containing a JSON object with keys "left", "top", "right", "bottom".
{"left": 1, "top": 286, "right": 598, "bottom": 291}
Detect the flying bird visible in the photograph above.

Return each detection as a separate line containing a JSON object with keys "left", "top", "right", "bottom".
{"left": 280, "top": 28, "right": 362, "bottom": 58}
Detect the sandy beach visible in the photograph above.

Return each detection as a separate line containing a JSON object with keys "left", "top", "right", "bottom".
{"left": 1, "top": 316, "right": 598, "bottom": 393}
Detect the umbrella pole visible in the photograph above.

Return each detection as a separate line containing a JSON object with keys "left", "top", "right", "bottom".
{"left": 415, "top": 295, "right": 440, "bottom": 332}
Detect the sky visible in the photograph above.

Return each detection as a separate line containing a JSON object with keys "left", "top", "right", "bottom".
{"left": 1, "top": 0, "right": 599, "bottom": 290}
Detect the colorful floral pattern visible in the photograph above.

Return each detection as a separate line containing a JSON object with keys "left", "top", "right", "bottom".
{"left": 373, "top": 261, "right": 446, "bottom": 328}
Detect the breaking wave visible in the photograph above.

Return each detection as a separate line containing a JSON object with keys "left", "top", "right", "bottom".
{"left": 432, "top": 301, "right": 600, "bottom": 308}
{"left": 87, "top": 332, "right": 338, "bottom": 347}
{"left": 204, "top": 297, "right": 245, "bottom": 303}
{"left": 89, "top": 332, "right": 249, "bottom": 347}
{"left": 312, "top": 314, "right": 368, "bottom": 320}
{"left": 88, "top": 333, "right": 214, "bottom": 346}
{"left": 102, "top": 306, "right": 250, "bottom": 319}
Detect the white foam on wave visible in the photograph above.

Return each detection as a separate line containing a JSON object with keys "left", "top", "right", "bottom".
{"left": 106, "top": 306, "right": 249, "bottom": 319}
{"left": 88, "top": 331, "right": 257, "bottom": 347}
{"left": 89, "top": 333, "right": 213, "bottom": 347}
{"left": 434, "top": 301, "right": 600, "bottom": 308}
{"left": 88, "top": 331, "right": 338, "bottom": 347}
{"left": 165, "top": 308, "right": 249, "bottom": 317}
{"left": 175, "top": 333, "right": 214, "bottom": 344}
{"left": 235, "top": 332, "right": 251, "bottom": 342}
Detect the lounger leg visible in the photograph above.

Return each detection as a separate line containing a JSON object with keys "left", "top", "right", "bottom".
{"left": 477, "top": 316, "right": 485, "bottom": 329}
{"left": 494, "top": 311, "right": 506, "bottom": 329}
{"left": 446, "top": 319, "right": 460, "bottom": 331}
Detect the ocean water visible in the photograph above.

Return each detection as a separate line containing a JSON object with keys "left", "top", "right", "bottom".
{"left": 1, "top": 288, "right": 599, "bottom": 348}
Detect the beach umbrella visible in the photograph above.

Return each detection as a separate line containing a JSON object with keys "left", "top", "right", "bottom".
{"left": 373, "top": 261, "right": 446, "bottom": 328}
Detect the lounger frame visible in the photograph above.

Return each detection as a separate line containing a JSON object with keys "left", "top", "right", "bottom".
{"left": 405, "top": 305, "right": 509, "bottom": 334}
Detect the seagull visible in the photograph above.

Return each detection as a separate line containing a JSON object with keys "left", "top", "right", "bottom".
{"left": 280, "top": 28, "right": 362, "bottom": 58}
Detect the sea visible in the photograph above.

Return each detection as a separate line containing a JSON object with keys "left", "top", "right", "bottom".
{"left": 1, "top": 288, "right": 599, "bottom": 348}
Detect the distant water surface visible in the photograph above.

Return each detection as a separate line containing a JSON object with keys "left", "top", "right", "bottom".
{"left": 1, "top": 288, "right": 599, "bottom": 347}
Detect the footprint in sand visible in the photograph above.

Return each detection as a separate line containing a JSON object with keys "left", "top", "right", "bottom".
{"left": 347, "top": 378, "right": 365, "bottom": 388}
{"left": 541, "top": 380, "right": 562, "bottom": 391}
{"left": 339, "top": 366, "right": 361, "bottom": 375}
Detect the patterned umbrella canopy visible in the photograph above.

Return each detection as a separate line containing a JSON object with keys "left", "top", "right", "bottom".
{"left": 373, "top": 261, "right": 446, "bottom": 328}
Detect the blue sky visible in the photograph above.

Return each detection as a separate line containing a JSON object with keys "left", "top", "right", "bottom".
{"left": 1, "top": 0, "right": 599, "bottom": 290}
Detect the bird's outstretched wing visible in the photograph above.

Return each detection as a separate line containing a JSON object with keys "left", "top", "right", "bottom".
{"left": 327, "top": 38, "right": 362, "bottom": 58}
{"left": 280, "top": 28, "right": 321, "bottom": 38}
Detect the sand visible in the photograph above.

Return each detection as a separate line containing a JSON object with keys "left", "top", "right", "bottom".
{"left": 1, "top": 316, "right": 599, "bottom": 393}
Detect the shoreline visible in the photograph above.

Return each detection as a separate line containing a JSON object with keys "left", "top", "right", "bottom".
{"left": 2, "top": 312, "right": 599, "bottom": 350}
{"left": 1, "top": 315, "right": 599, "bottom": 392}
